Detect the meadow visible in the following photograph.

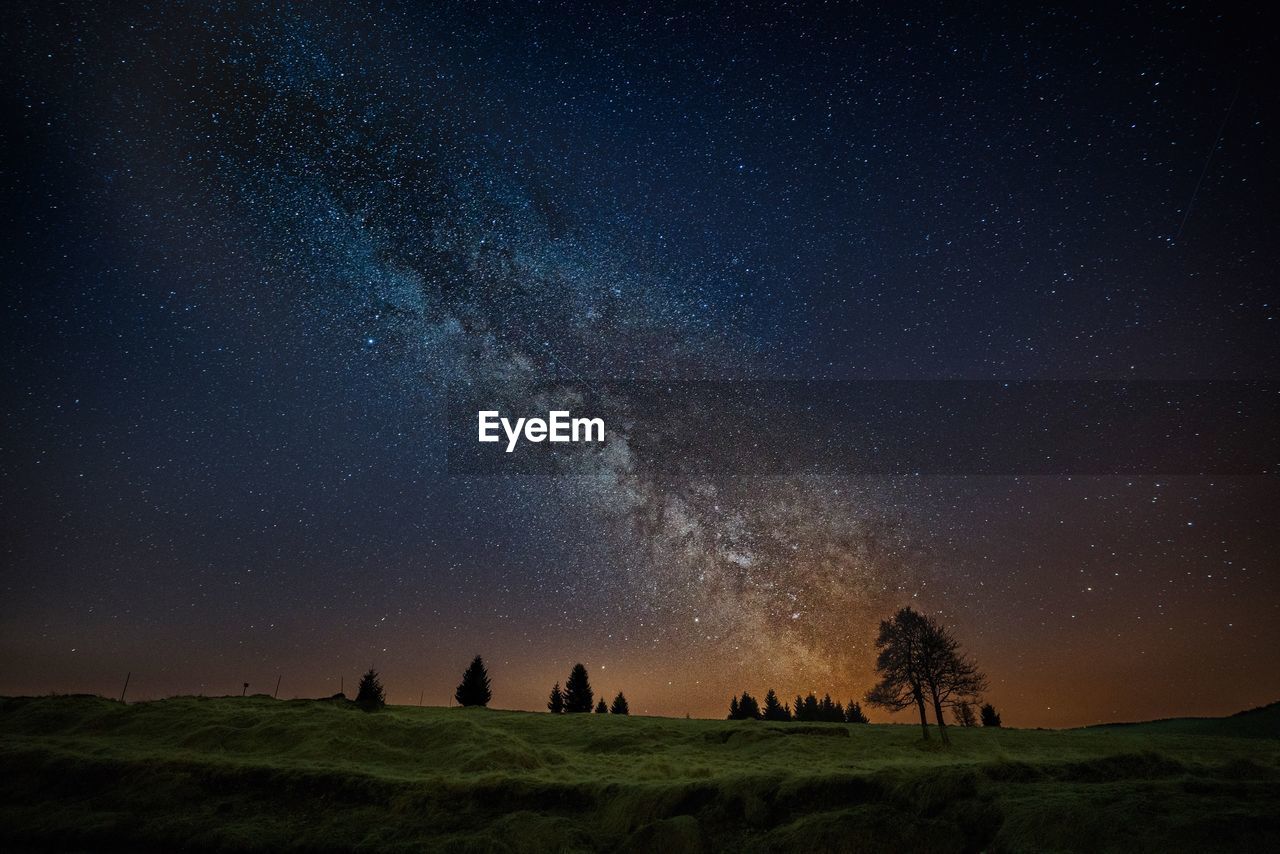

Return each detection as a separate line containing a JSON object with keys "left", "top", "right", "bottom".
{"left": 1, "top": 694, "right": 1277, "bottom": 852}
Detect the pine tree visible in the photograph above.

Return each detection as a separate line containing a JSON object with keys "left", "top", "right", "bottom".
{"left": 355, "top": 667, "right": 385, "bottom": 711}
{"left": 563, "top": 663, "right": 594, "bottom": 713}
{"left": 610, "top": 692, "right": 630, "bottom": 715}
{"left": 794, "top": 695, "right": 805, "bottom": 721}
{"left": 846, "top": 701, "right": 869, "bottom": 724}
{"left": 980, "top": 702, "right": 1002, "bottom": 727}
{"left": 454, "top": 655, "right": 492, "bottom": 707}
{"left": 763, "top": 689, "right": 790, "bottom": 721}
{"left": 833, "top": 700, "right": 846, "bottom": 723}
{"left": 595, "top": 698, "right": 608, "bottom": 713}
{"left": 737, "top": 691, "right": 761, "bottom": 720}
{"left": 728, "top": 695, "right": 741, "bottom": 720}
{"left": 801, "top": 693, "right": 820, "bottom": 722}
{"left": 547, "top": 682, "right": 564, "bottom": 714}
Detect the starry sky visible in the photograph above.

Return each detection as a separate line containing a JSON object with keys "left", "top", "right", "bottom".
{"left": 2, "top": 2, "right": 1277, "bottom": 726}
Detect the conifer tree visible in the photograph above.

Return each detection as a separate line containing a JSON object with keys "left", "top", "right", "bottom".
{"left": 801, "top": 693, "right": 820, "bottom": 722}
{"left": 563, "top": 663, "right": 594, "bottom": 713}
{"left": 763, "top": 689, "right": 790, "bottom": 721}
{"left": 794, "top": 695, "right": 805, "bottom": 721}
{"left": 595, "top": 698, "right": 608, "bottom": 713}
{"left": 846, "top": 701, "right": 869, "bottom": 723}
{"left": 454, "top": 655, "right": 492, "bottom": 707}
{"left": 980, "top": 702, "right": 1002, "bottom": 727}
{"left": 728, "top": 695, "right": 741, "bottom": 720}
{"left": 355, "top": 667, "right": 385, "bottom": 711}
{"left": 610, "top": 691, "right": 630, "bottom": 715}
{"left": 547, "top": 682, "right": 564, "bottom": 714}
{"left": 737, "top": 691, "right": 762, "bottom": 720}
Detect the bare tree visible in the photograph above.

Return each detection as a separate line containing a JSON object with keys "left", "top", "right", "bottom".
{"left": 865, "top": 607, "right": 932, "bottom": 740}
{"left": 865, "top": 606, "right": 987, "bottom": 745}
{"left": 953, "top": 700, "right": 977, "bottom": 727}
{"left": 916, "top": 611, "right": 987, "bottom": 745}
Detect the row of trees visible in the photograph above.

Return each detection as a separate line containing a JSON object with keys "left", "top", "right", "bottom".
{"left": 350, "top": 608, "right": 999, "bottom": 745}
{"left": 547, "top": 663, "right": 629, "bottom": 714}
{"left": 728, "top": 690, "right": 869, "bottom": 723}
{"left": 724, "top": 607, "right": 1003, "bottom": 742}
{"left": 350, "top": 656, "right": 630, "bottom": 715}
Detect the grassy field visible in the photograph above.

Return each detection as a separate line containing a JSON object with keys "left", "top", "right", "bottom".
{"left": 1, "top": 695, "right": 1277, "bottom": 852}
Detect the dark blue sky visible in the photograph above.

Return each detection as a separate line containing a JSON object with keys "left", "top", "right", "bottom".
{"left": 2, "top": 2, "right": 1276, "bottom": 723}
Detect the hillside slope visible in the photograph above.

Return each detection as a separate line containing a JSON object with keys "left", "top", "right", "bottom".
{"left": 1085, "top": 700, "right": 1280, "bottom": 739}
{"left": 2, "top": 695, "right": 1278, "bottom": 852}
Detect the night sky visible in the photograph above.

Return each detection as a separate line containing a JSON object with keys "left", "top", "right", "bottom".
{"left": 2, "top": 2, "right": 1277, "bottom": 726}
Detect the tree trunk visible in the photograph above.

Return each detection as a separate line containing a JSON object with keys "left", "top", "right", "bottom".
{"left": 912, "top": 686, "right": 930, "bottom": 740}
{"left": 931, "top": 692, "right": 950, "bottom": 746}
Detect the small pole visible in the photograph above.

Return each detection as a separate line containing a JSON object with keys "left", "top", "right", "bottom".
{"left": 119, "top": 672, "right": 131, "bottom": 703}
{"left": 340, "top": 676, "right": 344, "bottom": 696}
{"left": 241, "top": 682, "right": 249, "bottom": 697}
{"left": 419, "top": 690, "right": 424, "bottom": 706}
{"left": 274, "top": 675, "right": 282, "bottom": 699}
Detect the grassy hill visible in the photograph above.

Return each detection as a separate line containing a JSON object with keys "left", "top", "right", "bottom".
{"left": 1083, "top": 700, "right": 1280, "bottom": 740}
{"left": 1, "top": 695, "right": 1277, "bottom": 852}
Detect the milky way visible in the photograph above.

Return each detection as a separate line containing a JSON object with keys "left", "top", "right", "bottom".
{"left": 179, "top": 6, "right": 928, "bottom": 690}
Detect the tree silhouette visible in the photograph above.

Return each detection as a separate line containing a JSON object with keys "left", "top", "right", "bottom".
{"left": 595, "top": 698, "right": 608, "bottom": 713}
{"left": 563, "top": 663, "right": 594, "bottom": 713}
{"left": 762, "top": 689, "right": 791, "bottom": 721}
{"left": 454, "top": 655, "right": 492, "bottom": 707}
{"left": 793, "top": 695, "right": 806, "bottom": 721}
{"left": 800, "top": 693, "right": 820, "bottom": 722}
{"left": 610, "top": 692, "right": 629, "bottom": 715}
{"left": 728, "top": 691, "right": 761, "bottom": 720}
{"left": 355, "top": 667, "right": 385, "bottom": 711}
{"left": 866, "top": 606, "right": 987, "bottom": 745}
{"left": 547, "top": 682, "right": 564, "bottom": 714}
{"left": 980, "top": 702, "right": 1002, "bottom": 727}
{"left": 846, "top": 701, "right": 869, "bottom": 723}
{"left": 954, "top": 700, "right": 977, "bottom": 727}
{"left": 818, "top": 693, "right": 845, "bottom": 723}
{"left": 866, "top": 607, "right": 932, "bottom": 739}
{"left": 916, "top": 612, "right": 987, "bottom": 745}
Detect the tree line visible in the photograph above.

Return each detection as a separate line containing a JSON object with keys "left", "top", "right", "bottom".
{"left": 726, "top": 606, "right": 1002, "bottom": 742}
{"left": 728, "top": 689, "right": 870, "bottom": 723}
{"left": 348, "top": 656, "right": 629, "bottom": 716}
{"left": 546, "top": 663, "right": 629, "bottom": 714}
{"left": 346, "top": 606, "right": 1001, "bottom": 743}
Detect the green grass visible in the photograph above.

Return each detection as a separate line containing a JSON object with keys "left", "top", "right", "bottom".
{"left": 1, "top": 695, "right": 1277, "bottom": 852}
